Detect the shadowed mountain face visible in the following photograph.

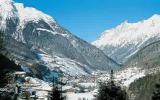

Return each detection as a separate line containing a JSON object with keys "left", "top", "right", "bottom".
{"left": 128, "top": 73, "right": 160, "bottom": 100}
{"left": 125, "top": 40, "right": 160, "bottom": 69}
{"left": 0, "top": 0, "right": 119, "bottom": 79}
{"left": 0, "top": 54, "right": 22, "bottom": 87}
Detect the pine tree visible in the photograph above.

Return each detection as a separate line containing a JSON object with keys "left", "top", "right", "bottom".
{"left": 152, "top": 83, "right": 160, "bottom": 100}
{"left": 96, "top": 70, "right": 128, "bottom": 100}
{"left": 51, "top": 86, "right": 61, "bottom": 100}
{"left": 0, "top": 31, "right": 4, "bottom": 50}
{"left": 49, "top": 76, "right": 62, "bottom": 100}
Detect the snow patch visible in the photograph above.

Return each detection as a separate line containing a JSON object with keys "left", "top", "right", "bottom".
{"left": 0, "top": 0, "right": 18, "bottom": 31}
{"left": 38, "top": 53, "right": 92, "bottom": 76}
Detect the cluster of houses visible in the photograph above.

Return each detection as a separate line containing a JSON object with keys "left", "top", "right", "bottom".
{"left": 12, "top": 71, "right": 52, "bottom": 100}
{"left": 2, "top": 71, "right": 99, "bottom": 100}
{"left": 62, "top": 77, "right": 98, "bottom": 100}
{"left": 63, "top": 84, "right": 97, "bottom": 100}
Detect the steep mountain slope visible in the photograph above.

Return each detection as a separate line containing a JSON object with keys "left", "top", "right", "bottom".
{"left": 125, "top": 40, "right": 160, "bottom": 70}
{"left": 113, "top": 40, "right": 160, "bottom": 88}
{"left": 0, "top": 0, "right": 118, "bottom": 79}
{"left": 93, "top": 15, "right": 160, "bottom": 64}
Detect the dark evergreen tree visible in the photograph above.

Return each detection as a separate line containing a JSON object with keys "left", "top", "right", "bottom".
{"left": 0, "top": 54, "right": 22, "bottom": 87}
{"left": 0, "top": 31, "right": 4, "bottom": 50}
{"left": 49, "top": 76, "right": 63, "bottom": 100}
{"left": 96, "top": 70, "right": 128, "bottom": 100}
{"left": 51, "top": 86, "right": 61, "bottom": 100}
{"left": 152, "top": 83, "right": 160, "bottom": 100}
{"left": 0, "top": 54, "right": 22, "bottom": 100}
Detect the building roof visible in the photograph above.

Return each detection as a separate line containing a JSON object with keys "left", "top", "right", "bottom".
{"left": 14, "top": 71, "right": 26, "bottom": 75}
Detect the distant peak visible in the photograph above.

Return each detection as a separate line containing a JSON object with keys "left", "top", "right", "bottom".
{"left": 122, "top": 20, "right": 129, "bottom": 24}
{"left": 119, "top": 20, "right": 129, "bottom": 26}
{"left": 149, "top": 14, "right": 160, "bottom": 20}
{"left": 151, "top": 14, "right": 160, "bottom": 18}
{"left": 93, "top": 14, "right": 160, "bottom": 47}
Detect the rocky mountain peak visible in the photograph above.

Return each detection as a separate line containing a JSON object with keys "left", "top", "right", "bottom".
{"left": 93, "top": 14, "right": 160, "bottom": 64}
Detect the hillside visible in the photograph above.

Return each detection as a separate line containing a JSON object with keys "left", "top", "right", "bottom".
{"left": 0, "top": 0, "right": 119, "bottom": 80}
{"left": 128, "top": 73, "right": 160, "bottom": 100}
{"left": 125, "top": 40, "right": 160, "bottom": 70}
{"left": 115, "top": 40, "right": 160, "bottom": 88}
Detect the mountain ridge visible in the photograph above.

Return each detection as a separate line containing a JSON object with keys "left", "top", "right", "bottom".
{"left": 93, "top": 14, "right": 160, "bottom": 64}
{"left": 0, "top": 0, "right": 119, "bottom": 79}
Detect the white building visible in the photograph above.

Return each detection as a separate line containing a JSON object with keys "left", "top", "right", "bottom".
{"left": 65, "top": 92, "right": 95, "bottom": 100}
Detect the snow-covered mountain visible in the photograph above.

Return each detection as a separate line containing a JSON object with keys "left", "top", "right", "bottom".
{"left": 0, "top": 0, "right": 118, "bottom": 79}
{"left": 93, "top": 15, "right": 160, "bottom": 91}
{"left": 93, "top": 14, "right": 160, "bottom": 64}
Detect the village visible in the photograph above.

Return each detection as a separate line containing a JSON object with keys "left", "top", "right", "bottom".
{"left": 0, "top": 71, "right": 101, "bottom": 100}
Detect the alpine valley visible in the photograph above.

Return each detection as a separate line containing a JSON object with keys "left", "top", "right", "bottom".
{"left": 1, "top": 0, "right": 160, "bottom": 100}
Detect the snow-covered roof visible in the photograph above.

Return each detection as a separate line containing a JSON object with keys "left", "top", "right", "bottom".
{"left": 14, "top": 71, "right": 26, "bottom": 75}
{"left": 62, "top": 86, "right": 73, "bottom": 91}
{"left": 66, "top": 92, "right": 95, "bottom": 100}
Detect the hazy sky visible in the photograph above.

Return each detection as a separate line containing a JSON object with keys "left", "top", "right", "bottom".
{"left": 15, "top": 0, "right": 160, "bottom": 42}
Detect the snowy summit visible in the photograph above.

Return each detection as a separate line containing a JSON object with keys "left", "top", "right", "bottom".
{"left": 93, "top": 14, "right": 160, "bottom": 63}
